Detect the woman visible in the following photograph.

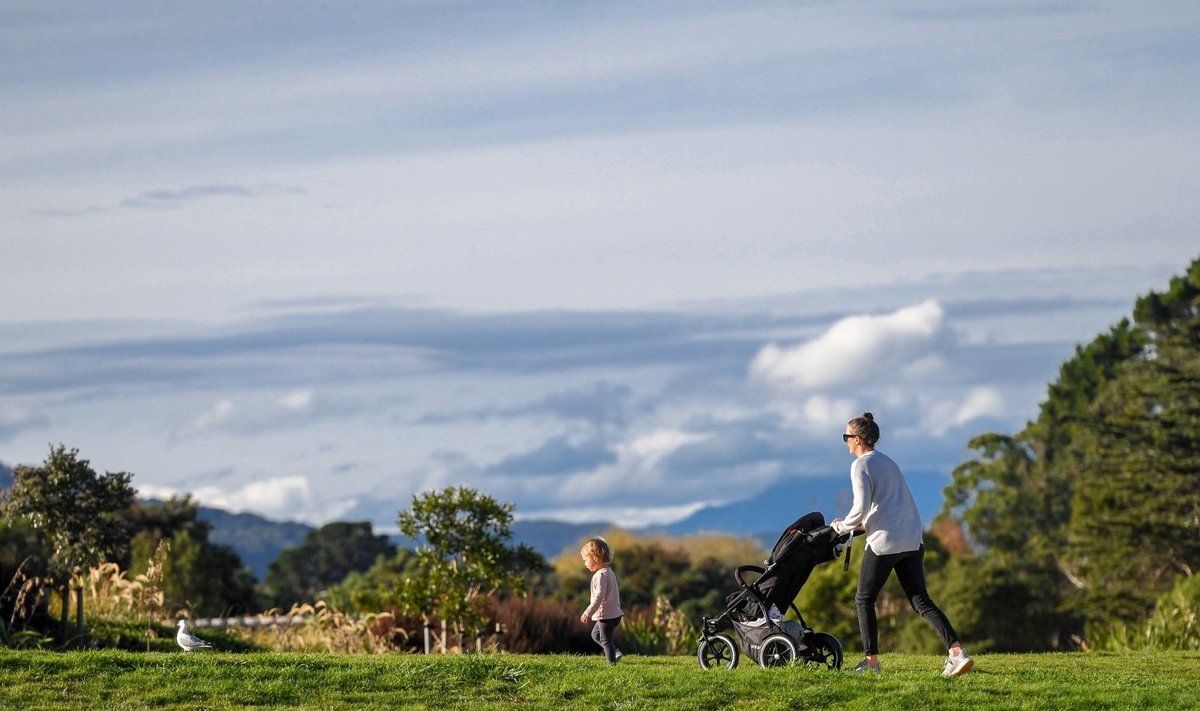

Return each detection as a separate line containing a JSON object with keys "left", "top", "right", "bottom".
{"left": 831, "top": 412, "right": 974, "bottom": 677}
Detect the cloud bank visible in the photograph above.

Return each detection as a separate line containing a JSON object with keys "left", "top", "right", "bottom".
{"left": 1, "top": 266, "right": 1162, "bottom": 529}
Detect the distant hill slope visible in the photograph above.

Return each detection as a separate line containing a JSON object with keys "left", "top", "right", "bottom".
{"left": 512, "top": 519, "right": 611, "bottom": 558}
{"left": 197, "top": 506, "right": 314, "bottom": 580}
{"left": 0, "top": 461, "right": 12, "bottom": 490}
{"left": 662, "top": 473, "right": 851, "bottom": 545}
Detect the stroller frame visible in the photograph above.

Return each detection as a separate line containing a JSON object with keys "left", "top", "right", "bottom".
{"left": 697, "top": 511, "right": 853, "bottom": 670}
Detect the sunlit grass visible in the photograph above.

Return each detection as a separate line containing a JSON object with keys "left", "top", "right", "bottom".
{"left": 1, "top": 650, "right": 1197, "bottom": 710}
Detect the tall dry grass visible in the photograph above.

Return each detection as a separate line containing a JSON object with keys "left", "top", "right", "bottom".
{"left": 231, "top": 601, "right": 403, "bottom": 654}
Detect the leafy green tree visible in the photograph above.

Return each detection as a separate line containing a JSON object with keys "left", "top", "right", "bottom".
{"left": 610, "top": 541, "right": 691, "bottom": 610}
{"left": 323, "top": 548, "right": 423, "bottom": 613}
{"left": 941, "top": 432, "right": 1081, "bottom": 650}
{"left": 396, "top": 486, "right": 544, "bottom": 633}
{"left": 142, "top": 529, "right": 257, "bottom": 617}
{"left": 1068, "top": 261, "right": 1200, "bottom": 627}
{"left": 123, "top": 496, "right": 258, "bottom": 617}
{"left": 942, "top": 255, "right": 1200, "bottom": 648}
{"left": 3, "top": 446, "right": 135, "bottom": 636}
{"left": 260, "top": 521, "right": 397, "bottom": 609}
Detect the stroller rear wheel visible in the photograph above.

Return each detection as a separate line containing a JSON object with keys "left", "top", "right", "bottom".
{"left": 697, "top": 634, "right": 740, "bottom": 670}
{"left": 758, "top": 633, "right": 799, "bottom": 668}
{"left": 802, "top": 632, "right": 843, "bottom": 671}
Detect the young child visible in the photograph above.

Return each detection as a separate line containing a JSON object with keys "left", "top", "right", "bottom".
{"left": 579, "top": 536, "right": 624, "bottom": 664}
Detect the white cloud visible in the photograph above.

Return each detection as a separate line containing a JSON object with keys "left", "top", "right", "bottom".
{"left": 169, "top": 390, "right": 338, "bottom": 441}
{"left": 622, "top": 428, "right": 711, "bottom": 470}
{"left": 954, "top": 386, "right": 1006, "bottom": 427}
{"left": 800, "top": 394, "right": 859, "bottom": 433}
{"left": 0, "top": 405, "right": 32, "bottom": 428}
{"left": 279, "top": 389, "right": 314, "bottom": 412}
{"left": 176, "top": 399, "right": 235, "bottom": 438}
{"left": 749, "top": 299, "right": 945, "bottom": 391}
{"left": 917, "top": 386, "right": 1008, "bottom": 438}
{"left": 901, "top": 353, "right": 949, "bottom": 380}
{"left": 138, "top": 475, "right": 357, "bottom": 525}
{"left": 520, "top": 501, "right": 712, "bottom": 530}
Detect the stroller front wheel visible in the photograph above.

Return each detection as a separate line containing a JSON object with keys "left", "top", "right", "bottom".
{"left": 759, "top": 633, "right": 799, "bottom": 668}
{"left": 697, "top": 634, "right": 740, "bottom": 670}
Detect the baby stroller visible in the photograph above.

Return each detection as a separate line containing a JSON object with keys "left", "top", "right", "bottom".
{"left": 697, "top": 511, "right": 853, "bottom": 670}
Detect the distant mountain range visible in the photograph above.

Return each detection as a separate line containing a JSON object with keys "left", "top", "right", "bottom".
{"left": 662, "top": 473, "right": 851, "bottom": 539}
{"left": 195, "top": 468, "right": 951, "bottom": 580}
{"left": 2, "top": 458, "right": 888, "bottom": 581}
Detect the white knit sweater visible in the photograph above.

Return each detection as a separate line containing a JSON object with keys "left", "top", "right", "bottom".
{"left": 833, "top": 449, "right": 924, "bottom": 555}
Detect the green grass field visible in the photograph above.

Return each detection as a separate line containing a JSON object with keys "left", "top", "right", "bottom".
{"left": 2, "top": 650, "right": 1197, "bottom": 710}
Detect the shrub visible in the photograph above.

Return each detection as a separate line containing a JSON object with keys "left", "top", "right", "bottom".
{"left": 621, "top": 596, "right": 698, "bottom": 656}
{"left": 1085, "top": 574, "right": 1200, "bottom": 651}
{"left": 0, "top": 618, "right": 50, "bottom": 649}
{"left": 489, "top": 596, "right": 594, "bottom": 654}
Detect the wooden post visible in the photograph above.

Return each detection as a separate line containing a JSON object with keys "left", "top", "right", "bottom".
{"left": 60, "top": 579, "right": 70, "bottom": 641}
{"left": 75, "top": 584, "right": 84, "bottom": 638}
{"left": 475, "top": 627, "right": 482, "bottom": 653}
{"left": 423, "top": 620, "right": 431, "bottom": 655}
{"left": 496, "top": 622, "right": 504, "bottom": 653}
{"left": 440, "top": 619, "right": 447, "bottom": 654}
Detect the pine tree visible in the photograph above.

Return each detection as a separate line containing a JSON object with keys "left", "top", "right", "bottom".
{"left": 1069, "top": 259, "right": 1200, "bottom": 625}
{"left": 943, "top": 255, "right": 1200, "bottom": 646}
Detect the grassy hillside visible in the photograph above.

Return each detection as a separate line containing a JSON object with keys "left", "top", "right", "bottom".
{"left": 1, "top": 650, "right": 1196, "bottom": 710}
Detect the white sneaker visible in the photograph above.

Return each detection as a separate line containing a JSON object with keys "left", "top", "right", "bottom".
{"left": 942, "top": 649, "right": 974, "bottom": 677}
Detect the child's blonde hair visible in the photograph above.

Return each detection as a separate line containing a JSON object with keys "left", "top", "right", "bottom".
{"left": 581, "top": 537, "right": 613, "bottom": 566}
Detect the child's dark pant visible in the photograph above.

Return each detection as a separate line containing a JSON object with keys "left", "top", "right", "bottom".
{"left": 591, "top": 616, "right": 622, "bottom": 663}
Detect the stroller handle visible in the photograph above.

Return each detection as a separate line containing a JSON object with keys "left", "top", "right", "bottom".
{"left": 734, "top": 564, "right": 766, "bottom": 587}
{"left": 807, "top": 524, "right": 858, "bottom": 544}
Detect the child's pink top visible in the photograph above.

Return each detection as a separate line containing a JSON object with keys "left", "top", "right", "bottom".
{"left": 583, "top": 566, "right": 623, "bottom": 620}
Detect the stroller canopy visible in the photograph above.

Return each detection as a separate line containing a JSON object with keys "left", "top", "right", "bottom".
{"left": 752, "top": 511, "right": 841, "bottom": 614}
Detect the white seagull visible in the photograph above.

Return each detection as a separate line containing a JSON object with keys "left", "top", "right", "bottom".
{"left": 176, "top": 620, "right": 214, "bottom": 652}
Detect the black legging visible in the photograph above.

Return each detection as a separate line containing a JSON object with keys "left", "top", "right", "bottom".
{"left": 855, "top": 545, "right": 958, "bottom": 655}
{"left": 591, "top": 616, "right": 622, "bottom": 663}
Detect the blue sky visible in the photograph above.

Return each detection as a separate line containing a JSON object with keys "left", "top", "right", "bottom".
{"left": 2, "top": 1, "right": 1197, "bottom": 531}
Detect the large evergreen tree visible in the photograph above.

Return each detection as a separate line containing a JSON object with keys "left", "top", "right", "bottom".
{"left": 943, "top": 255, "right": 1200, "bottom": 647}
{"left": 1068, "top": 259, "right": 1200, "bottom": 626}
